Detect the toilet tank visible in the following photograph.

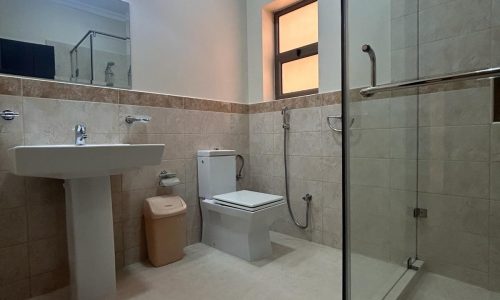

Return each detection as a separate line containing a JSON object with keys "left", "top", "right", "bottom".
{"left": 197, "top": 150, "right": 236, "bottom": 199}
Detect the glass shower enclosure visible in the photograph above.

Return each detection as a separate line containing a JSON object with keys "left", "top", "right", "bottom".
{"left": 70, "top": 30, "right": 131, "bottom": 89}
{"left": 342, "top": 0, "right": 500, "bottom": 299}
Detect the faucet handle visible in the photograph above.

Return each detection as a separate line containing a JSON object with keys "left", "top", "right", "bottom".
{"left": 75, "top": 123, "right": 87, "bottom": 132}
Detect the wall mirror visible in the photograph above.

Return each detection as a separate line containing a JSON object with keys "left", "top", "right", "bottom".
{"left": 0, "top": 0, "right": 131, "bottom": 89}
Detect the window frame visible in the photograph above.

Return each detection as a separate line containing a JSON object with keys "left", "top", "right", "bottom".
{"left": 274, "top": 0, "right": 319, "bottom": 100}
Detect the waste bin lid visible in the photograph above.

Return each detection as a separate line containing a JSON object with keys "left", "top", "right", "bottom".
{"left": 144, "top": 195, "right": 187, "bottom": 219}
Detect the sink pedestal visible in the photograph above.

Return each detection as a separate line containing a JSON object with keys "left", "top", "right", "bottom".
{"left": 64, "top": 176, "right": 116, "bottom": 300}
{"left": 8, "top": 144, "right": 165, "bottom": 299}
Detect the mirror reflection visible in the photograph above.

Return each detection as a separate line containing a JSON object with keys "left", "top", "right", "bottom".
{"left": 0, "top": 0, "right": 131, "bottom": 88}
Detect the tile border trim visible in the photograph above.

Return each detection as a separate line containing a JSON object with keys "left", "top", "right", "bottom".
{"left": 0, "top": 74, "right": 489, "bottom": 114}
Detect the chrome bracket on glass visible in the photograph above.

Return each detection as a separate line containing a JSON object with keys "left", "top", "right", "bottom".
{"left": 413, "top": 208, "right": 428, "bottom": 218}
{"left": 125, "top": 115, "right": 151, "bottom": 124}
{"left": 0, "top": 110, "right": 20, "bottom": 121}
{"left": 327, "top": 115, "right": 354, "bottom": 133}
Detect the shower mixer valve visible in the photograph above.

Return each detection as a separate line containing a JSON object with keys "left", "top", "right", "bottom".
{"left": 302, "top": 194, "right": 313, "bottom": 203}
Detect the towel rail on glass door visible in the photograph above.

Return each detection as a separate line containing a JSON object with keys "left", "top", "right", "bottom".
{"left": 359, "top": 44, "right": 500, "bottom": 97}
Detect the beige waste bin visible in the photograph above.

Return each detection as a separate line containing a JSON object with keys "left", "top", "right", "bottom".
{"left": 144, "top": 195, "right": 187, "bottom": 267}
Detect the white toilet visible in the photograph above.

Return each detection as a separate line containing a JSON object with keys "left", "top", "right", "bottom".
{"left": 197, "top": 149, "right": 285, "bottom": 261}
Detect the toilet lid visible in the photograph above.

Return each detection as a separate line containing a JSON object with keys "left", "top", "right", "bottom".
{"left": 213, "top": 190, "right": 284, "bottom": 208}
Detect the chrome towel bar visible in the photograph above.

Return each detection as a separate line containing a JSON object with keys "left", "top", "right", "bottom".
{"left": 359, "top": 44, "right": 500, "bottom": 97}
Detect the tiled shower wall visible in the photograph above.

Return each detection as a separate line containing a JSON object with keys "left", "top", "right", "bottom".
{"left": 391, "top": 0, "right": 500, "bottom": 291}
{"left": 248, "top": 96, "right": 343, "bottom": 248}
{"left": 0, "top": 76, "right": 250, "bottom": 298}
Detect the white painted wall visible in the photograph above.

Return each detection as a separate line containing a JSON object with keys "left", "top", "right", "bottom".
{"left": 128, "top": 0, "right": 248, "bottom": 103}
{"left": 246, "top": 0, "right": 391, "bottom": 103}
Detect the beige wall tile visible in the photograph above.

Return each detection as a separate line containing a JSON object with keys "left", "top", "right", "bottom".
{"left": 322, "top": 182, "right": 342, "bottom": 211}
{"left": 288, "top": 107, "right": 322, "bottom": 133}
{"left": 122, "top": 218, "right": 145, "bottom": 250}
{"left": 419, "top": 126, "right": 490, "bottom": 161}
{"left": 351, "top": 186, "right": 391, "bottom": 218}
{"left": 390, "top": 159, "right": 417, "bottom": 191}
{"left": 0, "top": 244, "right": 29, "bottom": 286}
{"left": 124, "top": 244, "right": 147, "bottom": 266}
{"left": 389, "top": 96, "right": 418, "bottom": 128}
{"left": 491, "top": 163, "right": 500, "bottom": 200}
{"left": 391, "top": 0, "right": 418, "bottom": 19}
{"left": 229, "top": 114, "right": 249, "bottom": 134}
{"left": 203, "top": 112, "right": 230, "bottom": 134}
{"left": 391, "top": 47, "right": 418, "bottom": 81}
{"left": 390, "top": 128, "right": 417, "bottom": 159}
{"left": 321, "top": 131, "right": 342, "bottom": 158}
{"left": 491, "top": 237, "right": 500, "bottom": 275}
{"left": 423, "top": 260, "right": 489, "bottom": 289}
{"left": 419, "top": 227, "right": 489, "bottom": 273}
{"left": 419, "top": 160, "right": 489, "bottom": 198}
{"left": 0, "top": 207, "right": 27, "bottom": 247}
{"left": 24, "top": 79, "right": 118, "bottom": 103}
{"left": 351, "top": 99, "right": 391, "bottom": 129}
{"left": 25, "top": 178, "right": 64, "bottom": 206}
{"left": 286, "top": 156, "right": 323, "bottom": 181}
{"left": 249, "top": 133, "right": 274, "bottom": 155}
{"left": 29, "top": 267, "right": 69, "bottom": 297}
{"left": 491, "top": 201, "right": 500, "bottom": 238}
{"left": 0, "top": 173, "right": 25, "bottom": 210}
{"left": 249, "top": 155, "right": 274, "bottom": 177}
{"left": 28, "top": 236, "right": 68, "bottom": 276}
{"left": 419, "top": 30, "right": 491, "bottom": 77}
{"left": 121, "top": 189, "right": 158, "bottom": 219}
{"left": 249, "top": 112, "right": 274, "bottom": 134}
{"left": 321, "top": 157, "right": 342, "bottom": 183}
{"left": 490, "top": 124, "right": 500, "bottom": 162}
{"left": 351, "top": 129, "right": 391, "bottom": 158}
{"left": 351, "top": 158, "right": 390, "bottom": 188}
{"left": 0, "top": 279, "right": 30, "bottom": 300}
{"left": 419, "top": 87, "right": 491, "bottom": 126}
{"left": 419, "top": 0, "right": 490, "bottom": 44}
{"left": 23, "top": 97, "right": 119, "bottom": 136}
{"left": 391, "top": 13, "right": 418, "bottom": 50}
{"left": 419, "top": 193, "right": 489, "bottom": 235}
{"left": 286, "top": 132, "right": 322, "bottom": 156}
{"left": 0, "top": 76, "right": 21, "bottom": 96}
{"left": 28, "top": 201, "right": 66, "bottom": 241}
{"left": 0, "top": 132, "right": 23, "bottom": 171}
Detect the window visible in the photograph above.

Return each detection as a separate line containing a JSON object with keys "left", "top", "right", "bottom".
{"left": 274, "top": 0, "right": 318, "bottom": 99}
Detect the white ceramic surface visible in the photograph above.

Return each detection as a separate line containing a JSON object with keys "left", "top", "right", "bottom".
{"left": 8, "top": 144, "right": 164, "bottom": 179}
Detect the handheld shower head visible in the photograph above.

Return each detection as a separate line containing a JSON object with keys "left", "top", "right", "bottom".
{"left": 281, "top": 106, "right": 290, "bottom": 129}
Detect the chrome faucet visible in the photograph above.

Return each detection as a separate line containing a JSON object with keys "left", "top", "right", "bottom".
{"left": 75, "top": 124, "right": 88, "bottom": 145}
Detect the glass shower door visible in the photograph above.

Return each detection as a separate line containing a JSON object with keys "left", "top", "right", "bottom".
{"left": 343, "top": 0, "right": 419, "bottom": 299}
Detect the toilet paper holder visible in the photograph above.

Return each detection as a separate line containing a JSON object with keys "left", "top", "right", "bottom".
{"left": 158, "top": 170, "right": 180, "bottom": 187}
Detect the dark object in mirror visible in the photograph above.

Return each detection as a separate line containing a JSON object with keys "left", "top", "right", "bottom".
{"left": 0, "top": 38, "right": 55, "bottom": 79}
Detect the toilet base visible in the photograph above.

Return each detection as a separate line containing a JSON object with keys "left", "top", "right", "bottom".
{"left": 201, "top": 199, "right": 284, "bottom": 261}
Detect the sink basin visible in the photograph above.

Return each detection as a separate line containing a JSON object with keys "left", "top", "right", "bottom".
{"left": 8, "top": 144, "right": 164, "bottom": 179}
{"left": 8, "top": 143, "right": 164, "bottom": 300}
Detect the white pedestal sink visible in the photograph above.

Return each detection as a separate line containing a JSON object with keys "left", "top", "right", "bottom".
{"left": 8, "top": 144, "right": 164, "bottom": 300}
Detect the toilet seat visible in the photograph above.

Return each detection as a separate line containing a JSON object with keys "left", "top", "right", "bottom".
{"left": 213, "top": 190, "right": 284, "bottom": 212}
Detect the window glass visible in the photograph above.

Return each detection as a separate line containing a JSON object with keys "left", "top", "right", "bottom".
{"left": 278, "top": 2, "right": 318, "bottom": 53}
{"left": 281, "top": 54, "right": 319, "bottom": 94}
